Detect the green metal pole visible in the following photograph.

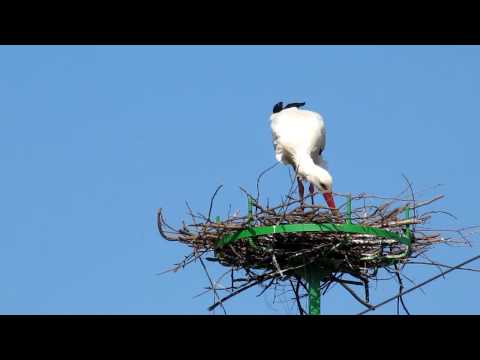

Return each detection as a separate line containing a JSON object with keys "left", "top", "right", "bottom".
{"left": 404, "top": 206, "right": 412, "bottom": 238}
{"left": 346, "top": 193, "right": 352, "bottom": 224}
{"left": 247, "top": 196, "right": 253, "bottom": 223}
{"left": 307, "top": 265, "right": 321, "bottom": 315}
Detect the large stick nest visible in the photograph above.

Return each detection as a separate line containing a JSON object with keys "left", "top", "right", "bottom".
{"left": 159, "top": 190, "right": 448, "bottom": 273}
{"left": 158, "top": 182, "right": 474, "bottom": 314}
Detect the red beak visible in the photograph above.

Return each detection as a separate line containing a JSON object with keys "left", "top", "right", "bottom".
{"left": 323, "top": 192, "right": 336, "bottom": 210}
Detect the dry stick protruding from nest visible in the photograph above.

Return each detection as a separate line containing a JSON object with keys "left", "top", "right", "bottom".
{"left": 358, "top": 254, "right": 480, "bottom": 315}
{"left": 393, "top": 263, "right": 410, "bottom": 315}
{"left": 256, "top": 162, "right": 279, "bottom": 205}
{"left": 289, "top": 277, "right": 306, "bottom": 315}
{"left": 207, "top": 185, "right": 224, "bottom": 222}
{"left": 207, "top": 264, "right": 306, "bottom": 312}
{"left": 198, "top": 256, "right": 227, "bottom": 315}
{"left": 338, "top": 282, "right": 374, "bottom": 309}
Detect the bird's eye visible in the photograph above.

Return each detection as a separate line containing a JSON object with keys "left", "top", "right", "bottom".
{"left": 320, "top": 183, "right": 328, "bottom": 191}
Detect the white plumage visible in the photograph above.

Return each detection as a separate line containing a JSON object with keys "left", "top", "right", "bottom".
{"left": 270, "top": 102, "right": 336, "bottom": 210}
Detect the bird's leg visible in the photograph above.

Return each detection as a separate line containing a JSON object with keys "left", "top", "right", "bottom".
{"left": 297, "top": 177, "right": 305, "bottom": 208}
{"left": 308, "top": 183, "right": 315, "bottom": 205}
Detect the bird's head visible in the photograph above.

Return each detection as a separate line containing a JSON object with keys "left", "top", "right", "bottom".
{"left": 305, "top": 169, "right": 333, "bottom": 194}
{"left": 305, "top": 167, "right": 336, "bottom": 210}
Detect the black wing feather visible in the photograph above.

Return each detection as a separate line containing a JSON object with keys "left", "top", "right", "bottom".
{"left": 284, "top": 102, "right": 306, "bottom": 109}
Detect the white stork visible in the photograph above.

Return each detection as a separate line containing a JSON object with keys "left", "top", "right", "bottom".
{"left": 270, "top": 101, "right": 337, "bottom": 212}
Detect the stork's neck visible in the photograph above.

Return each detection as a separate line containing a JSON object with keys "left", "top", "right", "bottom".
{"left": 295, "top": 153, "right": 332, "bottom": 190}
{"left": 296, "top": 154, "right": 320, "bottom": 177}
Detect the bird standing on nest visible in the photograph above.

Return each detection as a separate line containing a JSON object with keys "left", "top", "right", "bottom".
{"left": 270, "top": 101, "right": 337, "bottom": 214}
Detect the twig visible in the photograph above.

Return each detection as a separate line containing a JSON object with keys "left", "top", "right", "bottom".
{"left": 199, "top": 256, "right": 227, "bottom": 315}
{"left": 338, "top": 282, "right": 374, "bottom": 309}
{"left": 394, "top": 263, "right": 410, "bottom": 315}
{"left": 256, "top": 162, "right": 279, "bottom": 204}
{"left": 207, "top": 185, "right": 224, "bottom": 222}
{"left": 359, "top": 254, "right": 480, "bottom": 315}
{"left": 290, "top": 278, "right": 306, "bottom": 315}
{"left": 208, "top": 264, "right": 304, "bottom": 311}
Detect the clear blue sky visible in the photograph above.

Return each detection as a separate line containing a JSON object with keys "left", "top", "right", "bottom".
{"left": 1, "top": 45, "right": 479, "bottom": 315}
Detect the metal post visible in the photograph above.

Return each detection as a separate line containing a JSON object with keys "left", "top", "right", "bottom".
{"left": 306, "top": 265, "right": 321, "bottom": 315}
{"left": 247, "top": 196, "right": 253, "bottom": 223}
{"left": 346, "top": 193, "right": 352, "bottom": 224}
{"left": 404, "top": 206, "right": 412, "bottom": 238}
